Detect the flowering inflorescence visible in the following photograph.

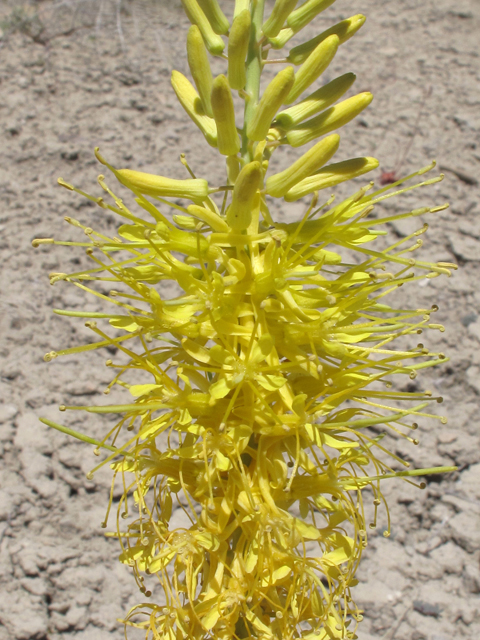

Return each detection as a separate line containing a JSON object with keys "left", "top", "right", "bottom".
{"left": 34, "top": 1, "right": 457, "bottom": 639}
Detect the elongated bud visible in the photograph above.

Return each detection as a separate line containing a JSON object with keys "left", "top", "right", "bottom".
{"left": 262, "top": 0, "right": 298, "bottom": 38}
{"left": 228, "top": 10, "right": 251, "bottom": 91}
{"left": 234, "top": 0, "right": 250, "bottom": 18}
{"left": 284, "top": 157, "right": 379, "bottom": 201}
{"left": 116, "top": 169, "right": 209, "bottom": 200}
{"left": 171, "top": 71, "right": 218, "bottom": 147}
{"left": 197, "top": 0, "right": 230, "bottom": 35}
{"left": 227, "top": 161, "right": 262, "bottom": 230}
{"left": 187, "top": 26, "right": 214, "bottom": 117}
{"left": 180, "top": 0, "right": 225, "bottom": 55}
{"left": 268, "top": 27, "right": 295, "bottom": 49}
{"left": 288, "top": 15, "right": 366, "bottom": 65}
{"left": 275, "top": 73, "right": 356, "bottom": 129}
{"left": 247, "top": 67, "right": 295, "bottom": 141}
{"left": 187, "top": 204, "right": 230, "bottom": 231}
{"left": 284, "top": 34, "right": 339, "bottom": 105}
{"left": 211, "top": 75, "right": 241, "bottom": 156}
{"left": 226, "top": 155, "right": 241, "bottom": 184}
{"left": 287, "top": 0, "right": 336, "bottom": 32}
{"left": 266, "top": 133, "right": 339, "bottom": 198}
{"left": 286, "top": 92, "right": 373, "bottom": 147}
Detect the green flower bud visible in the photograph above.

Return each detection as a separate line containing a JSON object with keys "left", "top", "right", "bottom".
{"left": 228, "top": 10, "right": 251, "bottom": 91}
{"left": 275, "top": 73, "right": 356, "bottom": 129}
{"left": 284, "top": 34, "right": 339, "bottom": 105}
{"left": 284, "top": 156, "right": 379, "bottom": 201}
{"left": 262, "top": 0, "right": 298, "bottom": 38}
{"left": 266, "top": 133, "right": 340, "bottom": 198}
{"left": 287, "top": 0, "right": 336, "bottom": 33}
{"left": 288, "top": 14, "right": 366, "bottom": 65}
{"left": 116, "top": 169, "right": 209, "bottom": 200}
{"left": 268, "top": 27, "right": 295, "bottom": 49}
{"left": 233, "top": 0, "right": 250, "bottom": 18}
{"left": 286, "top": 92, "right": 373, "bottom": 147}
{"left": 180, "top": 0, "right": 225, "bottom": 55}
{"left": 171, "top": 70, "right": 218, "bottom": 147}
{"left": 211, "top": 75, "right": 241, "bottom": 156}
{"left": 187, "top": 25, "right": 214, "bottom": 117}
{"left": 247, "top": 67, "right": 295, "bottom": 141}
{"left": 227, "top": 161, "right": 262, "bottom": 229}
{"left": 197, "top": 0, "right": 230, "bottom": 35}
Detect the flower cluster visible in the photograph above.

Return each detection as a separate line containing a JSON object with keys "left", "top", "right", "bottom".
{"left": 34, "top": 1, "right": 456, "bottom": 639}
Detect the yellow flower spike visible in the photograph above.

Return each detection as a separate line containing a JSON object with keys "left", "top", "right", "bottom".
{"left": 197, "top": 0, "right": 230, "bottom": 35}
{"left": 286, "top": 91, "right": 374, "bottom": 147}
{"left": 171, "top": 70, "right": 218, "bottom": 147}
{"left": 187, "top": 25, "right": 215, "bottom": 118}
{"left": 226, "top": 160, "right": 262, "bottom": 230}
{"left": 284, "top": 156, "right": 380, "bottom": 200}
{"left": 38, "top": 2, "right": 458, "bottom": 639}
{"left": 228, "top": 10, "right": 251, "bottom": 91}
{"left": 275, "top": 72, "right": 356, "bottom": 129}
{"left": 180, "top": 0, "right": 225, "bottom": 55}
{"left": 266, "top": 133, "right": 340, "bottom": 198}
{"left": 284, "top": 34, "right": 340, "bottom": 105}
{"left": 262, "top": 0, "right": 298, "bottom": 38}
{"left": 247, "top": 66, "right": 295, "bottom": 141}
{"left": 211, "top": 74, "right": 241, "bottom": 156}
{"left": 287, "top": 14, "right": 367, "bottom": 65}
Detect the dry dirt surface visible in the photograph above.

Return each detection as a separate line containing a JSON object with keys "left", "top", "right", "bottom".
{"left": 0, "top": 0, "right": 479, "bottom": 639}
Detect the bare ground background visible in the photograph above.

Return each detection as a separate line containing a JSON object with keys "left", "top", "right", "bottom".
{"left": 0, "top": 0, "right": 479, "bottom": 639}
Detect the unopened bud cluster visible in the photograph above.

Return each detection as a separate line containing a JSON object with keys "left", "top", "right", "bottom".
{"left": 34, "top": 1, "right": 456, "bottom": 639}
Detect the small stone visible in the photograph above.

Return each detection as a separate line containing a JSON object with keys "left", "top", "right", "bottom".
{"left": 449, "top": 234, "right": 480, "bottom": 262}
{"left": 0, "top": 404, "right": 18, "bottom": 424}
{"left": 458, "top": 463, "right": 480, "bottom": 500}
{"left": 463, "top": 565, "right": 480, "bottom": 594}
{"left": 413, "top": 600, "right": 441, "bottom": 617}
{"left": 466, "top": 366, "right": 480, "bottom": 394}
{"left": 448, "top": 511, "right": 480, "bottom": 553}
{"left": 429, "top": 542, "right": 467, "bottom": 575}
{"left": 468, "top": 321, "right": 480, "bottom": 342}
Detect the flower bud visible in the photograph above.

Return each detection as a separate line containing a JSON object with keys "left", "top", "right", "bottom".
{"left": 187, "top": 25, "right": 214, "bottom": 117}
{"left": 247, "top": 67, "right": 295, "bottom": 141}
{"left": 227, "top": 161, "right": 262, "bottom": 230}
{"left": 286, "top": 92, "right": 373, "bottom": 147}
{"left": 284, "top": 34, "right": 339, "bottom": 105}
{"left": 228, "top": 10, "right": 251, "bottom": 90}
{"left": 287, "top": 0, "right": 336, "bottom": 33}
{"left": 187, "top": 204, "right": 230, "bottom": 231}
{"left": 211, "top": 75, "right": 241, "bottom": 156}
{"left": 268, "top": 27, "right": 295, "bottom": 49}
{"left": 233, "top": 0, "right": 250, "bottom": 18}
{"left": 197, "top": 0, "right": 230, "bottom": 35}
{"left": 262, "top": 0, "right": 298, "bottom": 38}
{"left": 284, "top": 157, "right": 379, "bottom": 201}
{"left": 288, "top": 14, "right": 366, "bottom": 65}
{"left": 116, "top": 169, "right": 209, "bottom": 200}
{"left": 275, "top": 73, "right": 356, "bottom": 129}
{"left": 180, "top": 0, "right": 225, "bottom": 55}
{"left": 171, "top": 71, "right": 218, "bottom": 147}
{"left": 266, "top": 133, "right": 339, "bottom": 198}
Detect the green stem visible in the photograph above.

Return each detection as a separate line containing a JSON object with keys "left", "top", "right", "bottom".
{"left": 241, "top": 0, "right": 266, "bottom": 163}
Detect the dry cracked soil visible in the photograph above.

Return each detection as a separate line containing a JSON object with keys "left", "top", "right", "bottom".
{"left": 0, "top": 0, "right": 479, "bottom": 639}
